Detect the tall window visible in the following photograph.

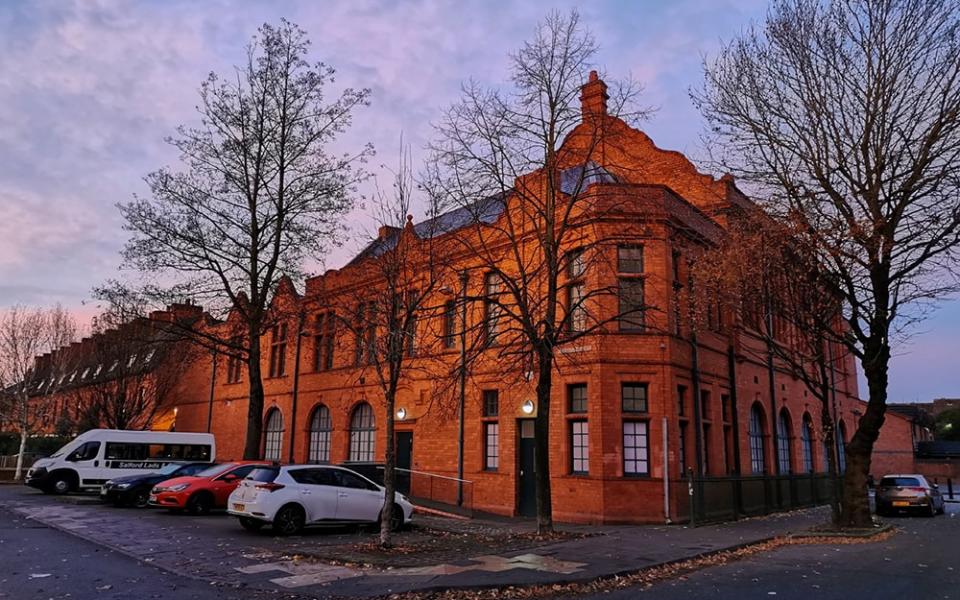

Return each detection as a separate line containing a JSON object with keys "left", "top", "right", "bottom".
{"left": 570, "top": 421, "right": 589, "bottom": 474}
{"left": 679, "top": 421, "right": 688, "bottom": 473}
{"left": 777, "top": 409, "right": 793, "bottom": 474}
{"left": 801, "top": 414, "right": 814, "bottom": 474}
{"left": 308, "top": 405, "right": 332, "bottom": 464}
{"left": 618, "top": 245, "right": 645, "bottom": 331}
{"left": 404, "top": 290, "right": 418, "bottom": 358}
{"left": 568, "top": 384, "right": 588, "bottom": 413}
{"left": 749, "top": 403, "right": 766, "bottom": 474}
{"left": 621, "top": 383, "right": 648, "bottom": 413}
{"left": 483, "top": 272, "right": 502, "bottom": 345}
{"left": 349, "top": 403, "right": 376, "bottom": 462}
{"left": 226, "top": 339, "right": 243, "bottom": 383}
{"left": 442, "top": 300, "right": 457, "bottom": 349}
{"left": 482, "top": 390, "right": 499, "bottom": 470}
{"left": 623, "top": 421, "right": 649, "bottom": 476}
{"left": 484, "top": 422, "right": 499, "bottom": 470}
{"left": 567, "top": 282, "right": 587, "bottom": 333}
{"left": 313, "top": 313, "right": 335, "bottom": 371}
{"left": 677, "top": 385, "right": 687, "bottom": 416}
{"left": 263, "top": 408, "right": 283, "bottom": 461}
{"left": 566, "top": 247, "right": 587, "bottom": 333}
{"left": 354, "top": 302, "right": 366, "bottom": 366}
{"left": 268, "top": 323, "right": 288, "bottom": 378}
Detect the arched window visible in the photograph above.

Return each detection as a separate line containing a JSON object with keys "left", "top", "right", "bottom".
{"left": 263, "top": 408, "right": 283, "bottom": 461}
{"left": 349, "top": 402, "right": 376, "bottom": 462}
{"left": 837, "top": 420, "right": 848, "bottom": 473}
{"left": 777, "top": 409, "right": 793, "bottom": 474}
{"left": 801, "top": 414, "right": 815, "bottom": 474}
{"left": 308, "top": 405, "right": 332, "bottom": 464}
{"left": 749, "top": 403, "right": 766, "bottom": 474}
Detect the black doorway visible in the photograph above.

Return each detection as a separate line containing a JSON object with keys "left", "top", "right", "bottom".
{"left": 396, "top": 431, "right": 413, "bottom": 495}
{"left": 517, "top": 419, "right": 537, "bottom": 517}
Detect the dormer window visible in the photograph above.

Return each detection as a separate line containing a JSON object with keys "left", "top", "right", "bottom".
{"left": 108, "top": 360, "right": 119, "bottom": 373}
{"left": 127, "top": 354, "right": 138, "bottom": 368}
{"left": 93, "top": 364, "right": 103, "bottom": 377}
{"left": 81, "top": 367, "right": 91, "bottom": 380}
{"left": 144, "top": 349, "right": 156, "bottom": 363}
{"left": 68, "top": 371, "right": 77, "bottom": 383}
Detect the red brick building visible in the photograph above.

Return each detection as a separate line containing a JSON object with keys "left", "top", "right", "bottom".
{"left": 168, "top": 74, "right": 871, "bottom": 524}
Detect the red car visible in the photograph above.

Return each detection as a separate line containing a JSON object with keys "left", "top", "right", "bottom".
{"left": 149, "top": 461, "right": 272, "bottom": 514}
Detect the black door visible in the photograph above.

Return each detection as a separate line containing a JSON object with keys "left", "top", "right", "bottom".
{"left": 518, "top": 419, "right": 537, "bottom": 517}
{"left": 396, "top": 431, "right": 413, "bottom": 495}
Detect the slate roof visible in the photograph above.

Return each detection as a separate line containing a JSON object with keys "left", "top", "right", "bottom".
{"left": 345, "top": 162, "right": 617, "bottom": 267}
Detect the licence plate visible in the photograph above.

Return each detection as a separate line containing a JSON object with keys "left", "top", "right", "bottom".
{"left": 100, "top": 487, "right": 107, "bottom": 496}
{"left": 892, "top": 501, "right": 910, "bottom": 507}
{"left": 233, "top": 503, "right": 245, "bottom": 512}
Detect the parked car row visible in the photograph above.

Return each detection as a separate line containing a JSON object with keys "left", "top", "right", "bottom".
{"left": 25, "top": 429, "right": 413, "bottom": 536}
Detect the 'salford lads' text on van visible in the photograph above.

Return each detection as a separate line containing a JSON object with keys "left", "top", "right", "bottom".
{"left": 25, "top": 429, "right": 216, "bottom": 494}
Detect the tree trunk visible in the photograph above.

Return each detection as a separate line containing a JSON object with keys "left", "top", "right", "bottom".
{"left": 840, "top": 340, "right": 890, "bottom": 527}
{"left": 380, "top": 389, "right": 397, "bottom": 548}
{"left": 14, "top": 427, "right": 27, "bottom": 481}
{"left": 243, "top": 328, "right": 266, "bottom": 460}
{"left": 534, "top": 350, "right": 553, "bottom": 534}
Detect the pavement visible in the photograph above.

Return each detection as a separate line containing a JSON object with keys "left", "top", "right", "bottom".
{"left": 567, "top": 502, "right": 960, "bottom": 599}
{"left": 0, "top": 484, "right": 924, "bottom": 598}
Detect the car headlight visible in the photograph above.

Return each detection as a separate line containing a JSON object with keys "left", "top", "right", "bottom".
{"left": 115, "top": 482, "right": 132, "bottom": 489}
{"left": 169, "top": 483, "right": 191, "bottom": 492}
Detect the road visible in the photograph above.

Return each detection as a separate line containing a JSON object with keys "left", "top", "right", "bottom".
{"left": 569, "top": 502, "right": 960, "bottom": 600}
{"left": 0, "top": 504, "right": 298, "bottom": 600}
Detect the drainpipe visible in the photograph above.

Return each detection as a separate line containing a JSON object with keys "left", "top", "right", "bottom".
{"left": 662, "top": 416, "right": 671, "bottom": 523}
{"left": 206, "top": 349, "right": 217, "bottom": 433}
{"left": 288, "top": 311, "right": 306, "bottom": 464}
{"left": 457, "top": 270, "right": 468, "bottom": 506}
{"left": 766, "top": 305, "right": 780, "bottom": 478}
{"left": 727, "top": 345, "right": 743, "bottom": 475}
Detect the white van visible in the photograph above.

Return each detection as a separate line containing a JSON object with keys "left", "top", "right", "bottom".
{"left": 25, "top": 429, "right": 216, "bottom": 495}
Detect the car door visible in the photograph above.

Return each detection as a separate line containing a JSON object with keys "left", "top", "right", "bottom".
{"left": 66, "top": 441, "right": 102, "bottom": 487}
{"left": 331, "top": 470, "right": 384, "bottom": 522}
{"left": 212, "top": 464, "right": 260, "bottom": 506}
{"left": 289, "top": 468, "right": 339, "bottom": 522}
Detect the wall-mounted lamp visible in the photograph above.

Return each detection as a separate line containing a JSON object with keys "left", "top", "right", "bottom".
{"left": 521, "top": 399, "right": 535, "bottom": 415}
{"left": 396, "top": 407, "right": 407, "bottom": 421}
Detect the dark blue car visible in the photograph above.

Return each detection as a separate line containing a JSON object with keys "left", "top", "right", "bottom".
{"left": 100, "top": 462, "right": 215, "bottom": 507}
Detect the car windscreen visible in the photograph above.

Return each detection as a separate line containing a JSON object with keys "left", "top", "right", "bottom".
{"left": 246, "top": 468, "right": 279, "bottom": 483}
{"left": 157, "top": 463, "right": 183, "bottom": 476}
{"left": 175, "top": 463, "right": 216, "bottom": 477}
{"left": 880, "top": 477, "right": 921, "bottom": 487}
{"left": 195, "top": 463, "right": 234, "bottom": 478}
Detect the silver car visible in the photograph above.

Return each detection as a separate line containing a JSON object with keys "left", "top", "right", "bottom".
{"left": 875, "top": 474, "right": 945, "bottom": 517}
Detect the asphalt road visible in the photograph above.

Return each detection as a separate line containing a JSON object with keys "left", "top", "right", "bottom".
{"left": 0, "top": 505, "right": 297, "bottom": 600}
{"left": 570, "top": 502, "right": 960, "bottom": 600}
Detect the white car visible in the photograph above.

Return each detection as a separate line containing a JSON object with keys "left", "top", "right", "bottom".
{"left": 227, "top": 465, "right": 414, "bottom": 535}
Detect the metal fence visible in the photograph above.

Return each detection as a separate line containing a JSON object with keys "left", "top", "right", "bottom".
{"left": 0, "top": 455, "right": 36, "bottom": 469}
{"left": 683, "top": 473, "right": 839, "bottom": 525}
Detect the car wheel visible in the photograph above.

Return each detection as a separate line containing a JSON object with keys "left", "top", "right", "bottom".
{"left": 238, "top": 517, "right": 265, "bottom": 532}
{"left": 388, "top": 504, "right": 404, "bottom": 532}
{"left": 273, "top": 505, "right": 305, "bottom": 536}
{"left": 48, "top": 474, "right": 72, "bottom": 495}
{"left": 131, "top": 488, "right": 150, "bottom": 509}
{"left": 186, "top": 493, "right": 212, "bottom": 515}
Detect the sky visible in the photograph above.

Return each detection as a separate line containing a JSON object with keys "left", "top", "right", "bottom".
{"left": 0, "top": 0, "right": 957, "bottom": 403}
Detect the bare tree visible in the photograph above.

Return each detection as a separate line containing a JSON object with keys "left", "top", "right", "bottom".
{"left": 691, "top": 207, "right": 846, "bottom": 525}
{"left": 0, "top": 305, "right": 78, "bottom": 479}
{"left": 69, "top": 309, "right": 197, "bottom": 431}
{"left": 102, "top": 20, "right": 371, "bottom": 459}
{"left": 330, "top": 144, "right": 447, "bottom": 547}
{"left": 427, "top": 10, "right": 649, "bottom": 533}
{"left": 694, "top": 0, "right": 960, "bottom": 526}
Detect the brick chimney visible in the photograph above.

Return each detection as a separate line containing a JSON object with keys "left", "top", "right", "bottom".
{"left": 580, "top": 70, "right": 609, "bottom": 120}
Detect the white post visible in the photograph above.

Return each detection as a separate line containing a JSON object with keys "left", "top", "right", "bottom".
{"left": 14, "top": 428, "right": 27, "bottom": 480}
{"left": 662, "top": 416, "right": 671, "bottom": 523}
